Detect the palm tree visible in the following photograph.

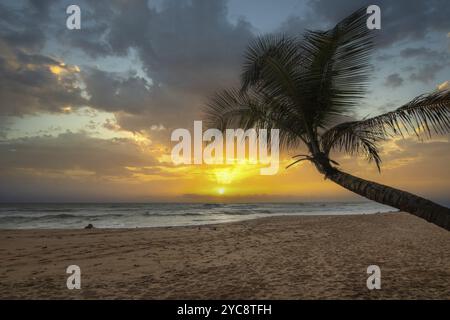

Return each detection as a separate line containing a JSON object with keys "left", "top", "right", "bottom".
{"left": 204, "top": 8, "right": 450, "bottom": 231}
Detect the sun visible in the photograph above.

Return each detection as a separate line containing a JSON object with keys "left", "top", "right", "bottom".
{"left": 217, "top": 187, "right": 225, "bottom": 195}
{"left": 214, "top": 168, "right": 235, "bottom": 184}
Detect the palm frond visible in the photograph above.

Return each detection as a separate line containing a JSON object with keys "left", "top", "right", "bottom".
{"left": 300, "top": 7, "right": 375, "bottom": 127}
{"left": 320, "top": 121, "right": 384, "bottom": 171}
{"left": 353, "top": 90, "right": 450, "bottom": 138}
{"left": 240, "top": 35, "right": 312, "bottom": 125}
{"left": 241, "top": 35, "right": 306, "bottom": 92}
{"left": 203, "top": 88, "right": 307, "bottom": 149}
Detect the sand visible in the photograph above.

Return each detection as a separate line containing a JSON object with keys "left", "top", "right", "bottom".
{"left": 0, "top": 212, "right": 449, "bottom": 299}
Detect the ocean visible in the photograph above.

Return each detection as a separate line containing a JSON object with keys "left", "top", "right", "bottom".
{"left": 0, "top": 202, "right": 395, "bottom": 229}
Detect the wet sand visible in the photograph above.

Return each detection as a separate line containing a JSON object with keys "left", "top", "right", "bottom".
{"left": 0, "top": 212, "right": 449, "bottom": 299}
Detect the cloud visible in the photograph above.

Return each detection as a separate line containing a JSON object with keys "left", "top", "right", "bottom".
{"left": 307, "top": 0, "right": 450, "bottom": 48}
{"left": 437, "top": 80, "right": 449, "bottom": 90}
{"left": 59, "top": 0, "right": 254, "bottom": 132}
{"left": 82, "top": 68, "right": 154, "bottom": 114}
{"left": 400, "top": 47, "right": 448, "bottom": 60}
{"left": 379, "top": 137, "right": 450, "bottom": 181}
{"left": 409, "top": 63, "right": 443, "bottom": 84}
{"left": 107, "top": 0, "right": 252, "bottom": 93}
{"left": 0, "top": 131, "right": 158, "bottom": 176}
{"left": 0, "top": 1, "right": 50, "bottom": 52}
{"left": 384, "top": 73, "right": 404, "bottom": 88}
{"left": 0, "top": 40, "right": 87, "bottom": 116}
{"left": 376, "top": 53, "right": 396, "bottom": 61}
{"left": 0, "top": 117, "right": 13, "bottom": 138}
{"left": 277, "top": 12, "right": 323, "bottom": 36}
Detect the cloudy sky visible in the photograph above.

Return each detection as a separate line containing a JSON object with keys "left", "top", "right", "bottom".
{"left": 0, "top": 0, "right": 449, "bottom": 203}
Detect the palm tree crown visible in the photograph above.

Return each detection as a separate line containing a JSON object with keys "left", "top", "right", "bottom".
{"left": 205, "top": 8, "right": 450, "bottom": 175}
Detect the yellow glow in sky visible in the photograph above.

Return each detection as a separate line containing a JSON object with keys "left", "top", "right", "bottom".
{"left": 49, "top": 65, "right": 64, "bottom": 75}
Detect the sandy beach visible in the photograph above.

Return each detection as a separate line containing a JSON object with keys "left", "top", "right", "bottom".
{"left": 0, "top": 212, "right": 449, "bottom": 299}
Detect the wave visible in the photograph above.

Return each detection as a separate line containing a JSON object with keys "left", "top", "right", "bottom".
{"left": 142, "top": 211, "right": 204, "bottom": 217}
{"left": 212, "top": 209, "right": 274, "bottom": 215}
{"left": 0, "top": 213, "right": 125, "bottom": 222}
{"left": 0, "top": 202, "right": 395, "bottom": 229}
{"left": 201, "top": 203, "right": 224, "bottom": 208}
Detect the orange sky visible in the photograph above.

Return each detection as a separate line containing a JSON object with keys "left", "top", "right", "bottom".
{"left": 4, "top": 131, "right": 448, "bottom": 204}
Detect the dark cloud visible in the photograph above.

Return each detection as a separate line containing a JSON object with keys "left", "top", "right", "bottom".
{"left": 75, "top": 0, "right": 254, "bottom": 131}
{"left": 0, "top": 0, "right": 253, "bottom": 132}
{"left": 0, "top": 0, "right": 58, "bottom": 52}
{"left": 0, "top": 41, "right": 87, "bottom": 116}
{"left": 384, "top": 73, "right": 404, "bottom": 88}
{"left": 398, "top": 47, "right": 450, "bottom": 85}
{"left": 307, "top": 0, "right": 450, "bottom": 47}
{"left": 376, "top": 53, "right": 395, "bottom": 61}
{"left": 83, "top": 68, "right": 153, "bottom": 114}
{"left": 107, "top": 0, "right": 252, "bottom": 92}
{"left": 400, "top": 47, "right": 448, "bottom": 60}
{"left": 82, "top": 67, "right": 208, "bottom": 133}
{"left": 409, "top": 63, "right": 443, "bottom": 84}
{"left": 0, "top": 0, "right": 87, "bottom": 119}
{"left": 277, "top": 13, "right": 323, "bottom": 36}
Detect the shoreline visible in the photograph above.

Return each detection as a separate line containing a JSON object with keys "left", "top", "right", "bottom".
{"left": 1, "top": 212, "right": 449, "bottom": 299}
{"left": 0, "top": 209, "right": 398, "bottom": 231}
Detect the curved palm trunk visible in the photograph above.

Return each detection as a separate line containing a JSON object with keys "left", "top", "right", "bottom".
{"left": 327, "top": 169, "right": 450, "bottom": 231}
